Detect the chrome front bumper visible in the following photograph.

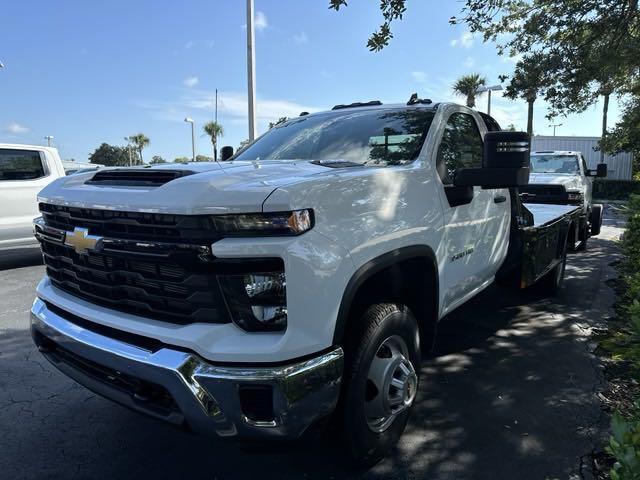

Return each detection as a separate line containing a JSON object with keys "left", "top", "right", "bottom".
{"left": 30, "top": 297, "right": 344, "bottom": 439}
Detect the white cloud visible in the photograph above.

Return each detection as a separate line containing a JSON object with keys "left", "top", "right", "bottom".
{"left": 183, "top": 76, "right": 199, "bottom": 88}
{"left": 4, "top": 122, "right": 29, "bottom": 134}
{"left": 293, "top": 32, "right": 308, "bottom": 44}
{"left": 450, "top": 31, "right": 474, "bottom": 48}
{"left": 411, "top": 71, "right": 428, "bottom": 83}
{"left": 502, "top": 52, "right": 523, "bottom": 64}
{"left": 184, "top": 40, "right": 196, "bottom": 49}
{"left": 463, "top": 56, "right": 475, "bottom": 68}
{"left": 255, "top": 11, "right": 268, "bottom": 31}
{"left": 139, "top": 89, "right": 320, "bottom": 125}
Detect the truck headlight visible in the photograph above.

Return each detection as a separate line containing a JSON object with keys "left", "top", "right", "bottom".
{"left": 567, "top": 191, "right": 584, "bottom": 204}
{"left": 219, "top": 272, "right": 287, "bottom": 332}
{"left": 211, "top": 209, "right": 313, "bottom": 236}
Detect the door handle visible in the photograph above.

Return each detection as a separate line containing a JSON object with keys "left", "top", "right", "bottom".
{"left": 494, "top": 195, "right": 507, "bottom": 204}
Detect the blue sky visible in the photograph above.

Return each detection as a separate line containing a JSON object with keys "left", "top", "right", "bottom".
{"left": 0, "top": 0, "right": 620, "bottom": 162}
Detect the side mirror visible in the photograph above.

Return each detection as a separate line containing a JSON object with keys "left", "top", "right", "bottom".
{"left": 454, "top": 131, "right": 531, "bottom": 188}
{"left": 596, "top": 163, "right": 607, "bottom": 177}
{"left": 220, "top": 146, "right": 234, "bottom": 161}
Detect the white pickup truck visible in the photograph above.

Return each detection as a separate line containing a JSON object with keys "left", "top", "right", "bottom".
{"left": 31, "top": 100, "right": 583, "bottom": 463}
{"left": 521, "top": 150, "right": 607, "bottom": 251}
{"left": 0, "top": 144, "right": 66, "bottom": 252}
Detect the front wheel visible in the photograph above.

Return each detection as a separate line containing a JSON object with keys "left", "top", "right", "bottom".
{"left": 590, "top": 204, "right": 603, "bottom": 236}
{"left": 341, "top": 304, "right": 421, "bottom": 465}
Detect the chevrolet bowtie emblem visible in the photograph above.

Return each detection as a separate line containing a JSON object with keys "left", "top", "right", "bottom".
{"left": 64, "top": 227, "right": 103, "bottom": 254}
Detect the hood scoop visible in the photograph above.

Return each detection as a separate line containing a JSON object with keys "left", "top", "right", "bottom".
{"left": 85, "top": 169, "right": 196, "bottom": 187}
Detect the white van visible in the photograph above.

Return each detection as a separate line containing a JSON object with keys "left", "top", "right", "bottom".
{"left": 0, "top": 144, "right": 66, "bottom": 251}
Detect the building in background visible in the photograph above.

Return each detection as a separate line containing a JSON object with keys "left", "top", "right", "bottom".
{"left": 531, "top": 136, "right": 633, "bottom": 180}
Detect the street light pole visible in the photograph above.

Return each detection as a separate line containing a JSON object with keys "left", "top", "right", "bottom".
{"left": 44, "top": 135, "right": 54, "bottom": 147}
{"left": 246, "top": 0, "right": 257, "bottom": 141}
{"left": 477, "top": 85, "right": 503, "bottom": 116}
{"left": 184, "top": 117, "right": 196, "bottom": 162}
{"left": 549, "top": 122, "right": 563, "bottom": 136}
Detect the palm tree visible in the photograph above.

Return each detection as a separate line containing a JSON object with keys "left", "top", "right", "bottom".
{"left": 203, "top": 121, "right": 224, "bottom": 160}
{"left": 126, "top": 133, "right": 150, "bottom": 164}
{"left": 452, "top": 74, "right": 486, "bottom": 108}
{"left": 504, "top": 53, "right": 548, "bottom": 136}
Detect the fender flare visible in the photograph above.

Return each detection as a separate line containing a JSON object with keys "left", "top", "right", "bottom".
{"left": 332, "top": 245, "right": 439, "bottom": 345}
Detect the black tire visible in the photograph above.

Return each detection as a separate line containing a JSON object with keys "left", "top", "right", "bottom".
{"left": 590, "top": 204, "right": 603, "bottom": 236}
{"left": 341, "top": 303, "right": 421, "bottom": 466}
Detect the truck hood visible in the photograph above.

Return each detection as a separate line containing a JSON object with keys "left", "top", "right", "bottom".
{"left": 528, "top": 173, "right": 582, "bottom": 191}
{"left": 38, "top": 160, "right": 338, "bottom": 214}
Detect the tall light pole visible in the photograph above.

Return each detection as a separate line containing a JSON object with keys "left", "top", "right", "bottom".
{"left": 44, "top": 135, "right": 54, "bottom": 147}
{"left": 184, "top": 117, "right": 196, "bottom": 162}
{"left": 549, "top": 122, "right": 563, "bottom": 136}
{"left": 246, "top": 0, "right": 257, "bottom": 141}
{"left": 477, "top": 85, "right": 503, "bottom": 116}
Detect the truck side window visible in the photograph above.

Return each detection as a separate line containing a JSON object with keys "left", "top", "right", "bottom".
{"left": 436, "top": 113, "right": 483, "bottom": 184}
{"left": 0, "top": 149, "right": 46, "bottom": 180}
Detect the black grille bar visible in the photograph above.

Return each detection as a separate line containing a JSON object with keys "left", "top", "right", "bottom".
{"left": 39, "top": 203, "right": 218, "bottom": 244}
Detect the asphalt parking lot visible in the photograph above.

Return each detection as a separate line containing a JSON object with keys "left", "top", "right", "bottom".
{"left": 0, "top": 206, "right": 626, "bottom": 480}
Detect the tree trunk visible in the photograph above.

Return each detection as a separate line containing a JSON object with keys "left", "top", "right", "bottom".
{"left": 139, "top": 148, "right": 143, "bottom": 164}
{"left": 526, "top": 99, "right": 535, "bottom": 136}
{"left": 467, "top": 94, "right": 475, "bottom": 108}
{"left": 600, "top": 93, "right": 609, "bottom": 164}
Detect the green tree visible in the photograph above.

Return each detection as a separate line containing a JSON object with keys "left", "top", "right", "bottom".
{"left": 196, "top": 154, "right": 214, "bottom": 162}
{"left": 328, "top": 0, "right": 406, "bottom": 51}
{"left": 202, "top": 121, "right": 224, "bottom": 160}
{"left": 268, "top": 117, "right": 289, "bottom": 129}
{"left": 330, "top": 0, "right": 640, "bottom": 155}
{"left": 502, "top": 53, "right": 549, "bottom": 135}
{"left": 150, "top": 155, "right": 167, "bottom": 164}
{"left": 126, "top": 133, "right": 150, "bottom": 164}
{"left": 237, "top": 139, "right": 251, "bottom": 153}
{"left": 452, "top": 74, "right": 486, "bottom": 108}
{"left": 174, "top": 156, "right": 190, "bottom": 163}
{"left": 89, "top": 143, "right": 131, "bottom": 167}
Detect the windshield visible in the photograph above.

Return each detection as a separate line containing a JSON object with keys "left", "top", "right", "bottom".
{"left": 234, "top": 108, "right": 435, "bottom": 166}
{"left": 530, "top": 154, "right": 579, "bottom": 174}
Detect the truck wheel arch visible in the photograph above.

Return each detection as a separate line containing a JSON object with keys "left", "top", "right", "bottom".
{"left": 332, "top": 246, "right": 439, "bottom": 352}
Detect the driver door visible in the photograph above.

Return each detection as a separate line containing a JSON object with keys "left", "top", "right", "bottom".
{"left": 434, "top": 111, "right": 510, "bottom": 313}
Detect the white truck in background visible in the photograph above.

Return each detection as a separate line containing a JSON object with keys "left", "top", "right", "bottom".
{"left": 0, "top": 144, "right": 66, "bottom": 251}
{"left": 522, "top": 150, "right": 607, "bottom": 251}
{"left": 31, "top": 100, "right": 585, "bottom": 464}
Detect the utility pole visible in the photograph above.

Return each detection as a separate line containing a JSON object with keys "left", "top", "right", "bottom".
{"left": 184, "top": 117, "right": 196, "bottom": 162}
{"left": 44, "top": 135, "right": 54, "bottom": 147}
{"left": 246, "top": 0, "right": 257, "bottom": 141}
{"left": 476, "top": 85, "right": 503, "bottom": 116}
{"left": 214, "top": 88, "right": 219, "bottom": 161}
{"left": 549, "top": 122, "right": 563, "bottom": 136}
